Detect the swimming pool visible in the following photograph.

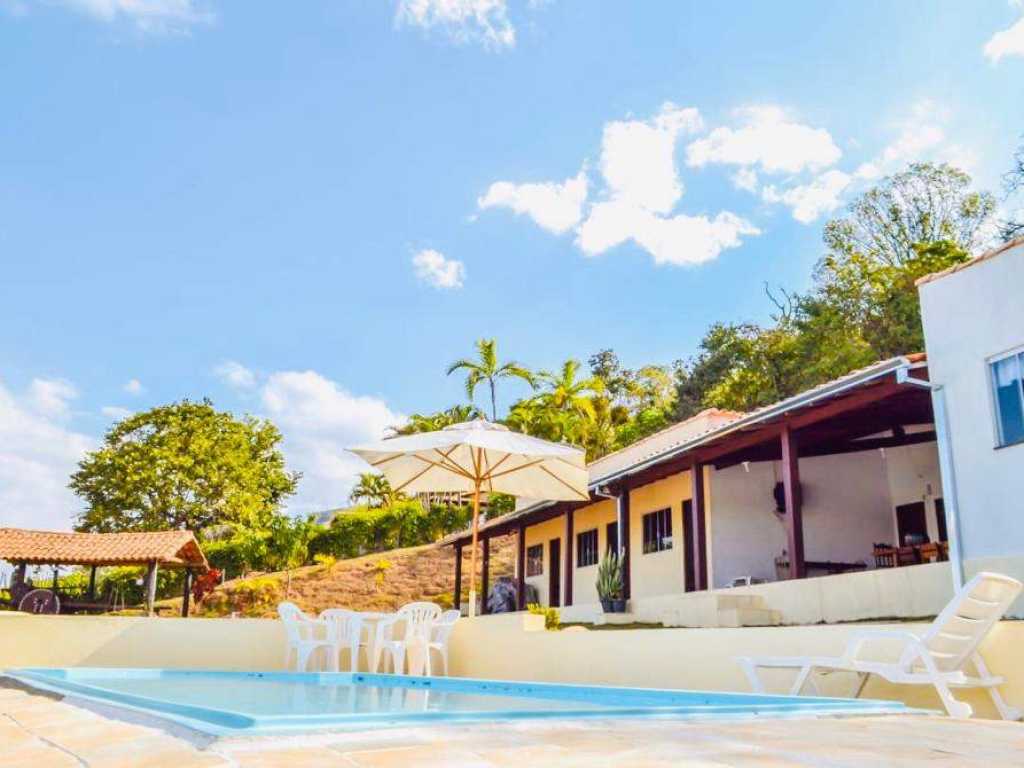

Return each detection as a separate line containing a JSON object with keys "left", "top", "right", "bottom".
{"left": 6, "top": 668, "right": 912, "bottom": 736}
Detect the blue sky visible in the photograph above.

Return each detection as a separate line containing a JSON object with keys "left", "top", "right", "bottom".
{"left": 2, "top": 0, "right": 1023, "bottom": 528}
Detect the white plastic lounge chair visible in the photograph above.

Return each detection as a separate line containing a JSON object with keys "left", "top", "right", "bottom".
{"left": 319, "top": 608, "right": 365, "bottom": 672}
{"left": 374, "top": 602, "right": 442, "bottom": 676}
{"left": 428, "top": 609, "right": 461, "bottom": 676}
{"left": 736, "top": 572, "right": 1022, "bottom": 720}
{"left": 278, "top": 602, "right": 339, "bottom": 672}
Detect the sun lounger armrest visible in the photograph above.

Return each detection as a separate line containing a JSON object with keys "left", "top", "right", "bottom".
{"left": 841, "top": 629, "right": 926, "bottom": 665}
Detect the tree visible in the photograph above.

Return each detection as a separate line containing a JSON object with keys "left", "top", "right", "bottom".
{"left": 822, "top": 162, "right": 995, "bottom": 267}
{"left": 446, "top": 338, "right": 535, "bottom": 420}
{"left": 391, "top": 404, "right": 483, "bottom": 436}
{"left": 71, "top": 400, "right": 298, "bottom": 535}
{"left": 1001, "top": 136, "right": 1024, "bottom": 242}
{"left": 349, "top": 473, "right": 402, "bottom": 508}
{"left": 265, "top": 514, "right": 320, "bottom": 597}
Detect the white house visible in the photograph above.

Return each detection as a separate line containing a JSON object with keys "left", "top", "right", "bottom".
{"left": 917, "top": 236, "right": 1024, "bottom": 590}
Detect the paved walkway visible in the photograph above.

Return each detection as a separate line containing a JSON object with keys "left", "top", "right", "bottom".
{"left": 3, "top": 682, "right": 1024, "bottom": 767}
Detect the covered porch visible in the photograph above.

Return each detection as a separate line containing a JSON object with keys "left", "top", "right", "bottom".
{"left": 445, "top": 355, "right": 957, "bottom": 626}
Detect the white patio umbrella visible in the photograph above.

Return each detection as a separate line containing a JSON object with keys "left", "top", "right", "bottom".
{"left": 348, "top": 419, "right": 588, "bottom": 616}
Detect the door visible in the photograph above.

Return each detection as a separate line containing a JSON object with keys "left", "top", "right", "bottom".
{"left": 934, "top": 498, "right": 948, "bottom": 542}
{"left": 548, "top": 538, "right": 561, "bottom": 607}
{"left": 896, "top": 502, "right": 929, "bottom": 545}
{"left": 682, "top": 499, "right": 696, "bottom": 592}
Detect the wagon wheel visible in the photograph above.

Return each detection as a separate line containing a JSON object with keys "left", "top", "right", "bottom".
{"left": 18, "top": 588, "right": 61, "bottom": 615}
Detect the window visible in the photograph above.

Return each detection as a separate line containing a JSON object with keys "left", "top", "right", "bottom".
{"left": 642, "top": 508, "right": 673, "bottom": 554}
{"left": 526, "top": 544, "right": 543, "bottom": 577}
{"left": 576, "top": 529, "right": 599, "bottom": 567}
{"left": 991, "top": 351, "right": 1024, "bottom": 447}
{"left": 606, "top": 521, "right": 619, "bottom": 556}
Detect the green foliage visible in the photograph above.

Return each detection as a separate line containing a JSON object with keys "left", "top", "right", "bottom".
{"left": 312, "top": 553, "right": 336, "bottom": 568}
{"left": 527, "top": 602, "right": 560, "bottom": 630}
{"left": 349, "top": 473, "right": 405, "bottom": 508}
{"left": 71, "top": 400, "right": 299, "bottom": 535}
{"left": 308, "top": 501, "right": 472, "bottom": 561}
{"left": 595, "top": 550, "right": 624, "bottom": 601}
{"left": 447, "top": 338, "right": 535, "bottom": 420}
{"left": 371, "top": 558, "right": 392, "bottom": 589}
{"left": 202, "top": 576, "right": 282, "bottom": 617}
{"left": 392, "top": 404, "right": 484, "bottom": 436}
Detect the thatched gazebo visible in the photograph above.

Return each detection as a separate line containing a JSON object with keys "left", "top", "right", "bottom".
{"left": 0, "top": 528, "right": 208, "bottom": 616}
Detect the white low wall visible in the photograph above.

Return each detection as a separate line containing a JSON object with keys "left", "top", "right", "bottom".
{"left": 2, "top": 610, "right": 1022, "bottom": 721}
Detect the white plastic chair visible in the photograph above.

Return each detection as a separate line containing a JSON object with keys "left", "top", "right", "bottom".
{"left": 319, "top": 608, "right": 365, "bottom": 672}
{"left": 428, "top": 609, "right": 460, "bottom": 676}
{"left": 737, "top": 572, "right": 1023, "bottom": 719}
{"left": 374, "top": 602, "right": 442, "bottom": 676}
{"left": 278, "top": 602, "right": 338, "bottom": 672}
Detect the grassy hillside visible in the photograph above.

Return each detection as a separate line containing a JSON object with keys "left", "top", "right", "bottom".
{"left": 163, "top": 537, "right": 516, "bottom": 618}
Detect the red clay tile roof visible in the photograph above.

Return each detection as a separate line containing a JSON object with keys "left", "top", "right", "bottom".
{"left": 0, "top": 528, "right": 208, "bottom": 571}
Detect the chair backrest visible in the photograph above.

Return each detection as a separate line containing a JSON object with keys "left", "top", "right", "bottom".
{"left": 278, "top": 601, "right": 321, "bottom": 643}
{"left": 911, "top": 572, "right": 1022, "bottom": 672}
{"left": 320, "top": 608, "right": 362, "bottom": 644}
{"left": 432, "top": 609, "right": 460, "bottom": 644}
{"left": 396, "top": 602, "right": 442, "bottom": 643}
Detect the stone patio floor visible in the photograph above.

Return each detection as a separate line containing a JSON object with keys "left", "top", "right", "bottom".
{"left": 3, "top": 682, "right": 1024, "bottom": 767}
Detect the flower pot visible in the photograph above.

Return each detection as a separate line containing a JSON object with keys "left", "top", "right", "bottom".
{"left": 611, "top": 598, "right": 626, "bottom": 613}
{"left": 600, "top": 598, "right": 612, "bottom": 613}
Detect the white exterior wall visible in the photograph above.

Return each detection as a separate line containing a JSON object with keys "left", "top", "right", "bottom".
{"left": 708, "top": 445, "right": 939, "bottom": 589}
{"left": 919, "top": 242, "right": 1024, "bottom": 560}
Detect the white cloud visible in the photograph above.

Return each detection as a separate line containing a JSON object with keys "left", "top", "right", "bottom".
{"left": 27, "top": 378, "right": 78, "bottom": 419}
{"left": 731, "top": 167, "right": 759, "bottom": 193}
{"left": 123, "top": 378, "right": 144, "bottom": 395}
{"left": 260, "top": 371, "right": 405, "bottom": 515}
{"left": 412, "top": 249, "right": 466, "bottom": 289}
{"left": 478, "top": 170, "right": 588, "bottom": 234}
{"left": 984, "top": 13, "right": 1024, "bottom": 63}
{"left": 49, "top": 0, "right": 213, "bottom": 33}
{"left": 576, "top": 200, "right": 759, "bottom": 267}
{"left": 101, "top": 406, "right": 133, "bottom": 420}
{"left": 599, "top": 102, "right": 703, "bottom": 214}
{"left": 762, "top": 170, "right": 852, "bottom": 224}
{"left": 686, "top": 105, "right": 841, "bottom": 175}
{"left": 396, "top": 0, "right": 516, "bottom": 49}
{"left": 214, "top": 360, "right": 258, "bottom": 390}
{"left": 0, "top": 379, "right": 94, "bottom": 530}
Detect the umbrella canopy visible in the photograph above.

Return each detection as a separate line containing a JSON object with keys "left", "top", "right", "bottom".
{"left": 348, "top": 419, "right": 588, "bottom": 615}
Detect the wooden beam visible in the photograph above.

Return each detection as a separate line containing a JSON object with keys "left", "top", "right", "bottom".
{"left": 516, "top": 523, "right": 526, "bottom": 611}
{"left": 145, "top": 560, "right": 159, "bottom": 617}
{"left": 780, "top": 424, "right": 805, "bottom": 579}
{"left": 564, "top": 507, "right": 574, "bottom": 607}
{"left": 181, "top": 568, "right": 192, "bottom": 618}
{"left": 453, "top": 543, "right": 463, "bottom": 614}
{"left": 714, "top": 430, "right": 938, "bottom": 469}
{"left": 690, "top": 463, "right": 708, "bottom": 590}
{"left": 480, "top": 537, "right": 491, "bottom": 615}
{"left": 616, "top": 487, "right": 631, "bottom": 600}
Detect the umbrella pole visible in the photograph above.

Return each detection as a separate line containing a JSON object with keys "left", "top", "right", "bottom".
{"left": 469, "top": 480, "right": 480, "bottom": 618}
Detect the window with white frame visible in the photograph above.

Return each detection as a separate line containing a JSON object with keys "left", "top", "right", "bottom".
{"left": 991, "top": 350, "right": 1024, "bottom": 448}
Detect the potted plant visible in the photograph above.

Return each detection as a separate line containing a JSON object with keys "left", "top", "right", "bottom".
{"left": 596, "top": 550, "right": 624, "bottom": 613}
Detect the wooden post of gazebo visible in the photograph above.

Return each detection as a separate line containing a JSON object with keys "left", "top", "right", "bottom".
{"left": 181, "top": 568, "right": 193, "bottom": 617}
{"left": 144, "top": 560, "right": 159, "bottom": 617}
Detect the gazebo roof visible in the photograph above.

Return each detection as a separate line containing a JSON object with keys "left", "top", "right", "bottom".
{"left": 0, "top": 528, "right": 209, "bottom": 572}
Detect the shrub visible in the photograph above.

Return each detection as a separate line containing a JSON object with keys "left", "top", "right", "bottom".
{"left": 527, "top": 602, "right": 560, "bottom": 630}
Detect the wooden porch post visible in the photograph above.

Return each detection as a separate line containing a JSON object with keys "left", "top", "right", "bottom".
{"left": 564, "top": 507, "right": 574, "bottom": 607}
{"left": 781, "top": 423, "right": 805, "bottom": 579}
{"left": 145, "top": 560, "right": 159, "bottom": 617}
{"left": 480, "top": 536, "right": 491, "bottom": 615}
{"left": 516, "top": 523, "right": 526, "bottom": 611}
{"left": 616, "top": 487, "right": 631, "bottom": 600}
{"left": 690, "top": 462, "right": 709, "bottom": 591}
{"left": 453, "top": 543, "right": 463, "bottom": 614}
{"left": 181, "top": 568, "right": 192, "bottom": 618}
{"left": 87, "top": 566, "right": 97, "bottom": 600}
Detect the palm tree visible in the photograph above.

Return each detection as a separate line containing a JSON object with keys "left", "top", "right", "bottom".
{"left": 349, "top": 473, "right": 403, "bottom": 508}
{"left": 390, "top": 404, "right": 484, "bottom": 436}
{"left": 532, "top": 359, "right": 605, "bottom": 444}
{"left": 446, "top": 339, "right": 535, "bottom": 421}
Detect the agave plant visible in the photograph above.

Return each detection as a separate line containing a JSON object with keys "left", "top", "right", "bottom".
{"left": 595, "top": 549, "right": 623, "bottom": 601}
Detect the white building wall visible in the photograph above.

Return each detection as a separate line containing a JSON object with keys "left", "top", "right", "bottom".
{"left": 708, "top": 448, "right": 937, "bottom": 589}
{"left": 919, "top": 241, "right": 1024, "bottom": 560}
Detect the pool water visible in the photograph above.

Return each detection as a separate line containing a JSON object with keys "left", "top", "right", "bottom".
{"left": 6, "top": 668, "right": 912, "bottom": 736}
